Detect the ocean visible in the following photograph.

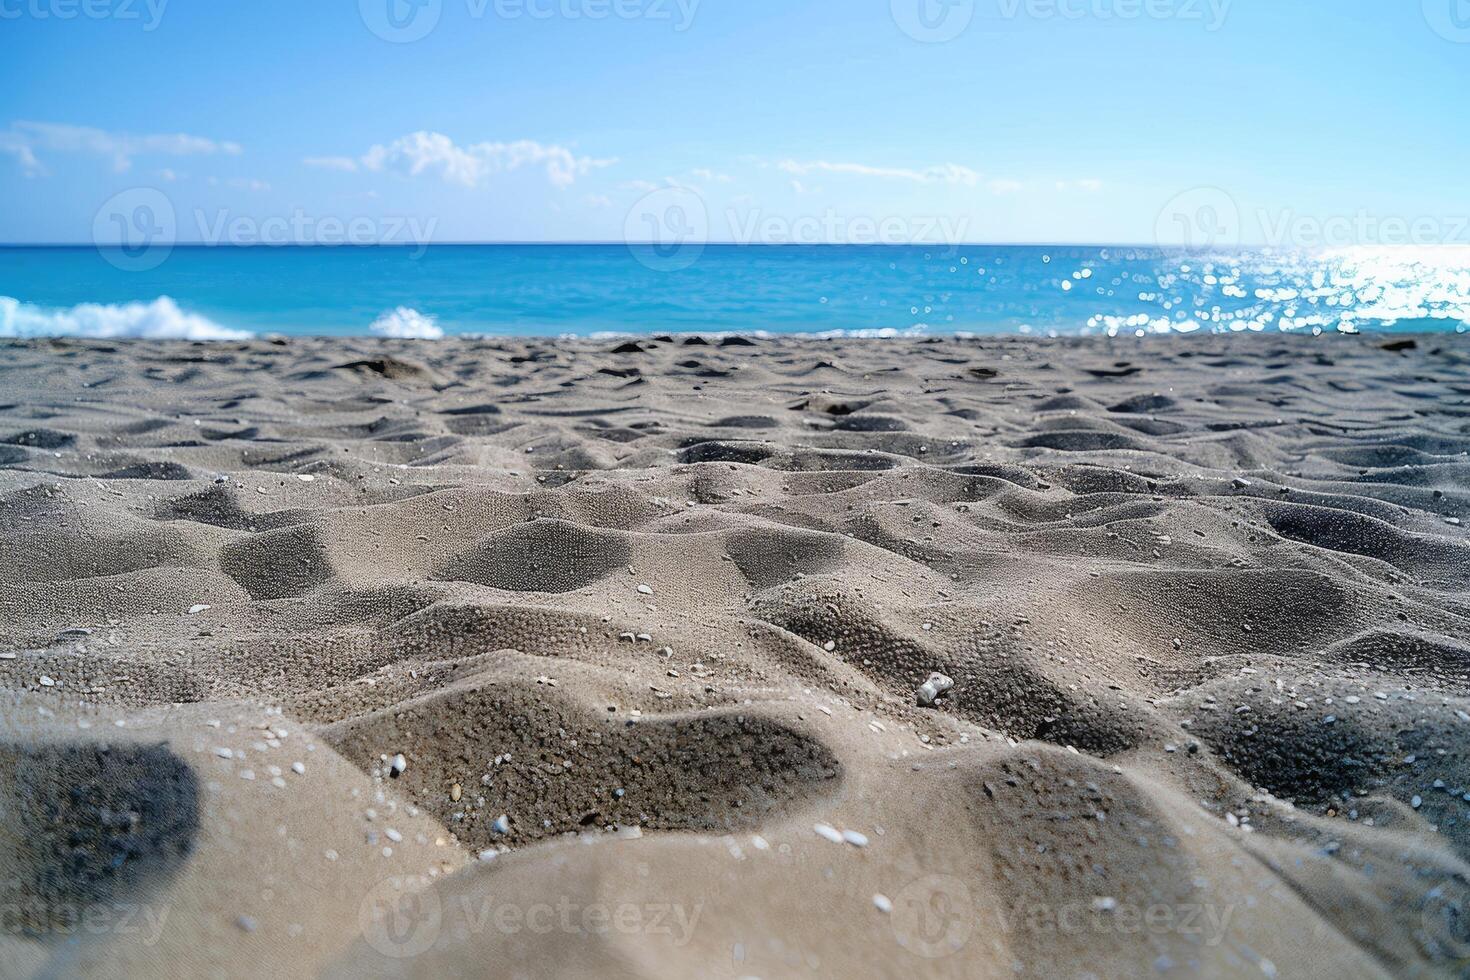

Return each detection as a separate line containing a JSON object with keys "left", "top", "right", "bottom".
{"left": 2, "top": 244, "right": 1468, "bottom": 340}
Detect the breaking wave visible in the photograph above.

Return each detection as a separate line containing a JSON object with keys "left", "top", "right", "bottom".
{"left": 0, "top": 296, "right": 251, "bottom": 340}
{"left": 369, "top": 307, "right": 443, "bottom": 339}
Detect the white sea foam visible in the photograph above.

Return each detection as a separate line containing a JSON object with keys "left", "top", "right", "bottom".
{"left": 369, "top": 306, "right": 443, "bottom": 339}
{"left": 0, "top": 296, "right": 250, "bottom": 340}
{"left": 812, "top": 325, "right": 929, "bottom": 340}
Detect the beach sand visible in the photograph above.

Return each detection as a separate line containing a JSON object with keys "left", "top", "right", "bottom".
{"left": 1, "top": 333, "right": 1468, "bottom": 978}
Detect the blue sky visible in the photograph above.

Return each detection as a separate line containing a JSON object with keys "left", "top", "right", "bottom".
{"left": 2, "top": 0, "right": 1468, "bottom": 245}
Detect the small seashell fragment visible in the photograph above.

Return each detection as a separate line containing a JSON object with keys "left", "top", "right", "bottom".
{"left": 917, "top": 672, "right": 954, "bottom": 707}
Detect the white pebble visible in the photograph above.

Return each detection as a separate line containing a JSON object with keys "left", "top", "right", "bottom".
{"left": 873, "top": 894, "right": 893, "bottom": 913}
{"left": 813, "top": 823, "right": 843, "bottom": 844}
{"left": 917, "top": 672, "right": 954, "bottom": 707}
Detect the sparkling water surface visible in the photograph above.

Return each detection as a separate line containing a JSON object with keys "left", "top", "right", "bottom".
{"left": 2, "top": 244, "right": 1468, "bottom": 339}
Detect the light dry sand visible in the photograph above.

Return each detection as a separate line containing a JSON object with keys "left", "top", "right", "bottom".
{"left": 1, "top": 333, "right": 1468, "bottom": 978}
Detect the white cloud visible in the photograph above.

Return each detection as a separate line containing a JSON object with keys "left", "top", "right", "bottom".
{"left": 304, "top": 155, "right": 360, "bottom": 172}
{"left": 1056, "top": 178, "right": 1104, "bottom": 192}
{"left": 0, "top": 132, "right": 41, "bottom": 175}
{"left": 2, "top": 121, "right": 241, "bottom": 174}
{"left": 326, "top": 131, "right": 616, "bottom": 189}
{"left": 778, "top": 159, "right": 981, "bottom": 185}
{"left": 691, "top": 168, "right": 733, "bottom": 183}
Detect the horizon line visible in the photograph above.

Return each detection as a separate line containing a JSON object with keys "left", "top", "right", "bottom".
{"left": 0, "top": 241, "right": 1399, "bottom": 250}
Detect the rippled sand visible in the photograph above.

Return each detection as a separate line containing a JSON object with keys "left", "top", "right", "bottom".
{"left": 1, "top": 333, "right": 1467, "bottom": 978}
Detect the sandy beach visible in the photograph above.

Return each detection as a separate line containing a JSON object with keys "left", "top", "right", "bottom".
{"left": 2, "top": 332, "right": 1468, "bottom": 978}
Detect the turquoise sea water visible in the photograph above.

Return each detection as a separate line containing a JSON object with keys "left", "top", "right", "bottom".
{"left": 2, "top": 244, "right": 1469, "bottom": 339}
